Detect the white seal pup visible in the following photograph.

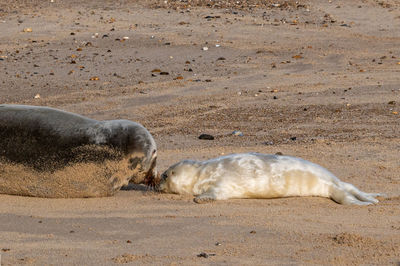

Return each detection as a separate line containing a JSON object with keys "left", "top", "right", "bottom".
{"left": 0, "top": 104, "right": 158, "bottom": 198}
{"left": 158, "top": 153, "right": 382, "bottom": 205}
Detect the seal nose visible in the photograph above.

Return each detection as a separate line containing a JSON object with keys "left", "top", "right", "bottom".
{"left": 161, "top": 173, "right": 167, "bottom": 180}
{"left": 143, "top": 156, "right": 159, "bottom": 186}
{"left": 155, "top": 173, "right": 167, "bottom": 192}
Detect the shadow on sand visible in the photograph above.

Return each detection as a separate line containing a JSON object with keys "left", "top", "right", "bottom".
{"left": 120, "top": 183, "right": 155, "bottom": 192}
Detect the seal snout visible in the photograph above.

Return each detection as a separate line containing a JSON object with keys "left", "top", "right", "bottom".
{"left": 154, "top": 171, "right": 169, "bottom": 192}
{"left": 143, "top": 152, "right": 160, "bottom": 188}
{"left": 143, "top": 168, "right": 158, "bottom": 187}
{"left": 161, "top": 172, "right": 168, "bottom": 180}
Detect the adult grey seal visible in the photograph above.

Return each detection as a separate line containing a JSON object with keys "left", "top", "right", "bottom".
{"left": 158, "top": 153, "right": 382, "bottom": 205}
{"left": 0, "top": 104, "right": 158, "bottom": 198}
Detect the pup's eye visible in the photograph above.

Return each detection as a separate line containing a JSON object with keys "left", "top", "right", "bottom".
{"left": 171, "top": 171, "right": 175, "bottom": 175}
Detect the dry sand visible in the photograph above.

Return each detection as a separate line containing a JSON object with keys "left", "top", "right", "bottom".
{"left": 0, "top": 0, "right": 400, "bottom": 264}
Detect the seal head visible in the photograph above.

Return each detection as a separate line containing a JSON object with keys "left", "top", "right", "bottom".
{"left": 95, "top": 119, "right": 158, "bottom": 186}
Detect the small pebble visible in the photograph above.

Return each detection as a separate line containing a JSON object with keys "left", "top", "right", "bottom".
{"left": 263, "top": 141, "right": 274, "bottom": 145}
{"left": 197, "top": 252, "right": 215, "bottom": 258}
{"left": 202, "top": 47, "right": 209, "bottom": 51}
{"left": 232, "top": 130, "right": 244, "bottom": 136}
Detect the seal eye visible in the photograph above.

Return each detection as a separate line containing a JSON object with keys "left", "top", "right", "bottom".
{"left": 171, "top": 171, "right": 175, "bottom": 175}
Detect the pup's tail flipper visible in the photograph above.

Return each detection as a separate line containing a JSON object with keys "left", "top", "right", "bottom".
{"left": 330, "top": 182, "right": 383, "bottom": 205}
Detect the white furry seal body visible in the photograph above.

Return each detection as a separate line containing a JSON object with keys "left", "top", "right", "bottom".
{"left": 0, "top": 104, "right": 158, "bottom": 198}
{"left": 158, "top": 153, "right": 381, "bottom": 205}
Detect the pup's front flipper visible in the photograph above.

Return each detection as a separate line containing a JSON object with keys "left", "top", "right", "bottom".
{"left": 194, "top": 193, "right": 216, "bottom": 204}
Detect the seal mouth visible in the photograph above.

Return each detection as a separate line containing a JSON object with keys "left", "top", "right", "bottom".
{"left": 153, "top": 172, "right": 168, "bottom": 192}
{"left": 143, "top": 156, "right": 160, "bottom": 188}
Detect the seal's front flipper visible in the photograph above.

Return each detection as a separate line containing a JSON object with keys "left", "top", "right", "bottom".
{"left": 194, "top": 193, "right": 216, "bottom": 204}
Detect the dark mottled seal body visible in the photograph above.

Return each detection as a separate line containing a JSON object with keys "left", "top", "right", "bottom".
{"left": 0, "top": 104, "right": 157, "bottom": 198}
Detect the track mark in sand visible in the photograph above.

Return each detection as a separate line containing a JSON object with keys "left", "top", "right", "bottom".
{"left": 332, "top": 232, "right": 377, "bottom": 247}
{"left": 112, "top": 253, "right": 141, "bottom": 263}
{"left": 330, "top": 232, "right": 400, "bottom": 257}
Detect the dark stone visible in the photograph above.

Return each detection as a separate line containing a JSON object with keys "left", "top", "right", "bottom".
{"left": 198, "top": 134, "right": 214, "bottom": 140}
{"left": 197, "top": 252, "right": 209, "bottom": 258}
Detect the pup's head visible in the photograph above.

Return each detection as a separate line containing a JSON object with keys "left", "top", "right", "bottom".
{"left": 157, "top": 160, "right": 200, "bottom": 194}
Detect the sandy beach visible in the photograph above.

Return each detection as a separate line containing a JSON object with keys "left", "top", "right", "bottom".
{"left": 0, "top": 0, "right": 399, "bottom": 264}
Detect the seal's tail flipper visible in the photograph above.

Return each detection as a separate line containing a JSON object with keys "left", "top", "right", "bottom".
{"left": 329, "top": 182, "right": 382, "bottom": 205}
{"left": 340, "top": 182, "right": 382, "bottom": 204}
